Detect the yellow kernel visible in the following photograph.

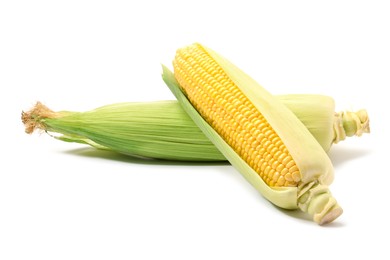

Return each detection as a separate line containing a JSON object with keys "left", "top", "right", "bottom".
{"left": 277, "top": 176, "right": 285, "bottom": 186}
{"left": 272, "top": 171, "right": 280, "bottom": 182}
{"left": 280, "top": 167, "right": 289, "bottom": 177}
{"left": 282, "top": 155, "right": 293, "bottom": 166}
{"left": 289, "top": 165, "right": 299, "bottom": 174}
{"left": 284, "top": 172, "right": 293, "bottom": 182}
{"left": 286, "top": 160, "right": 295, "bottom": 169}
{"left": 292, "top": 171, "right": 301, "bottom": 182}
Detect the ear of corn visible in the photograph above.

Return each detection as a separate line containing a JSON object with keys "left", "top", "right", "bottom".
{"left": 163, "top": 65, "right": 298, "bottom": 208}
{"left": 22, "top": 101, "right": 227, "bottom": 161}
{"left": 22, "top": 96, "right": 369, "bottom": 162}
{"left": 164, "top": 43, "right": 343, "bottom": 224}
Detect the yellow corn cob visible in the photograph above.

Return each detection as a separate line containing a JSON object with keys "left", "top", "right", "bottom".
{"left": 163, "top": 43, "right": 342, "bottom": 224}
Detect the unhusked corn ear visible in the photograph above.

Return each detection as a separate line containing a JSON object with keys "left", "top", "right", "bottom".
{"left": 22, "top": 101, "right": 226, "bottom": 161}
{"left": 21, "top": 97, "right": 369, "bottom": 162}
{"left": 164, "top": 43, "right": 342, "bottom": 224}
{"left": 22, "top": 97, "right": 369, "bottom": 162}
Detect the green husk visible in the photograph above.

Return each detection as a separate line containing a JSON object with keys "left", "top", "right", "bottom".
{"left": 23, "top": 101, "right": 226, "bottom": 161}
{"left": 22, "top": 85, "right": 369, "bottom": 162}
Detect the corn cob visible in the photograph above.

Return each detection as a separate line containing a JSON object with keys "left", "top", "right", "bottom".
{"left": 22, "top": 97, "right": 369, "bottom": 161}
{"left": 163, "top": 43, "right": 344, "bottom": 224}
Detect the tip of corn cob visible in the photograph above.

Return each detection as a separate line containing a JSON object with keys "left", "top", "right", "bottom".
{"left": 21, "top": 102, "right": 58, "bottom": 134}
{"left": 333, "top": 109, "right": 370, "bottom": 143}
{"left": 319, "top": 207, "right": 343, "bottom": 225}
{"left": 297, "top": 181, "right": 342, "bottom": 225}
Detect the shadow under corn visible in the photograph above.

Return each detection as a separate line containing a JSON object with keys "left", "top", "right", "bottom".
{"left": 328, "top": 145, "right": 372, "bottom": 168}
{"left": 63, "top": 147, "right": 230, "bottom": 166}
{"left": 62, "top": 141, "right": 369, "bottom": 227}
{"left": 275, "top": 206, "right": 346, "bottom": 227}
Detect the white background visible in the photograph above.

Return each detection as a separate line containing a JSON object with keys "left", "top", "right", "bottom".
{"left": 1, "top": 0, "right": 389, "bottom": 259}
